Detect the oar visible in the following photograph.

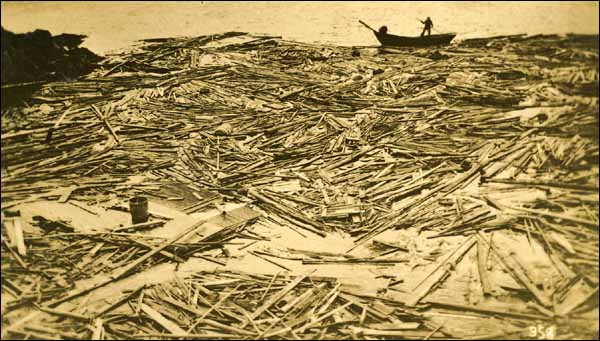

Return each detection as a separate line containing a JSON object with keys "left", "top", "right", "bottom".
{"left": 358, "top": 20, "right": 377, "bottom": 33}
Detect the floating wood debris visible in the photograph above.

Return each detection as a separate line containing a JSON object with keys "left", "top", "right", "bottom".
{"left": 1, "top": 31, "right": 598, "bottom": 339}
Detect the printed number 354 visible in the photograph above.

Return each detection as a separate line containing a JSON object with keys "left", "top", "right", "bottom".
{"left": 529, "top": 325, "right": 555, "bottom": 339}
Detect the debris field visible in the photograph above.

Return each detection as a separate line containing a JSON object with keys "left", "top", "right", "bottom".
{"left": 1, "top": 32, "right": 599, "bottom": 339}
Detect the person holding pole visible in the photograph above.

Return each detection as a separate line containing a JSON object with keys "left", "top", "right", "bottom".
{"left": 419, "top": 17, "right": 433, "bottom": 36}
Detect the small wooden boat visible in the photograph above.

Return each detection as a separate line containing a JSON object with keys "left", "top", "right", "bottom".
{"left": 359, "top": 20, "right": 456, "bottom": 47}
{"left": 375, "top": 32, "right": 456, "bottom": 47}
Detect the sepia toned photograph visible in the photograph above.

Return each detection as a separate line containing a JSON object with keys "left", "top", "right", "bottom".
{"left": 1, "top": 1, "right": 598, "bottom": 340}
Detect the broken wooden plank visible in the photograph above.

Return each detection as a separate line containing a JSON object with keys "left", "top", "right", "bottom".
{"left": 251, "top": 271, "right": 314, "bottom": 319}
{"left": 91, "top": 104, "right": 121, "bottom": 144}
{"left": 91, "top": 318, "right": 104, "bottom": 340}
{"left": 476, "top": 236, "right": 493, "bottom": 296}
{"left": 139, "top": 303, "right": 186, "bottom": 334}
{"left": 477, "top": 231, "right": 552, "bottom": 307}
{"left": 111, "top": 220, "right": 165, "bottom": 233}
{"left": 405, "top": 237, "right": 476, "bottom": 307}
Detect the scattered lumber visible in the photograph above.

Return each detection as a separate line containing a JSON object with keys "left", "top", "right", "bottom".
{"left": 1, "top": 30, "right": 598, "bottom": 339}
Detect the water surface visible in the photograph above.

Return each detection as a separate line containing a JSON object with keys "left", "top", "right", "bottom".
{"left": 2, "top": 1, "right": 598, "bottom": 55}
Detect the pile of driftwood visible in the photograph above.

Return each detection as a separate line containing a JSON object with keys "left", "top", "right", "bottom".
{"left": 3, "top": 270, "right": 449, "bottom": 340}
{"left": 1, "top": 31, "right": 598, "bottom": 339}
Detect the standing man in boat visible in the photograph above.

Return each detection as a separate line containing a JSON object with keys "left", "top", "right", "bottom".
{"left": 420, "top": 17, "right": 433, "bottom": 36}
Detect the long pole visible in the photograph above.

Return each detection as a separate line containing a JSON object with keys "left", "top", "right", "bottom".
{"left": 358, "top": 20, "right": 377, "bottom": 33}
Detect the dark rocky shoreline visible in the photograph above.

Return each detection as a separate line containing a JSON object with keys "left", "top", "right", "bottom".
{"left": 1, "top": 27, "right": 102, "bottom": 108}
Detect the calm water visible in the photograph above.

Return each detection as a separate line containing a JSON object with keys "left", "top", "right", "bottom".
{"left": 2, "top": 1, "right": 598, "bottom": 55}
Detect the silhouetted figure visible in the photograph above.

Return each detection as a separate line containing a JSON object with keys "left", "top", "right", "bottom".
{"left": 420, "top": 17, "right": 433, "bottom": 36}
{"left": 378, "top": 26, "right": 388, "bottom": 35}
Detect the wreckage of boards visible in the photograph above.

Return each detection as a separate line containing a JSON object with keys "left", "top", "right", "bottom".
{"left": 0, "top": 30, "right": 599, "bottom": 340}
